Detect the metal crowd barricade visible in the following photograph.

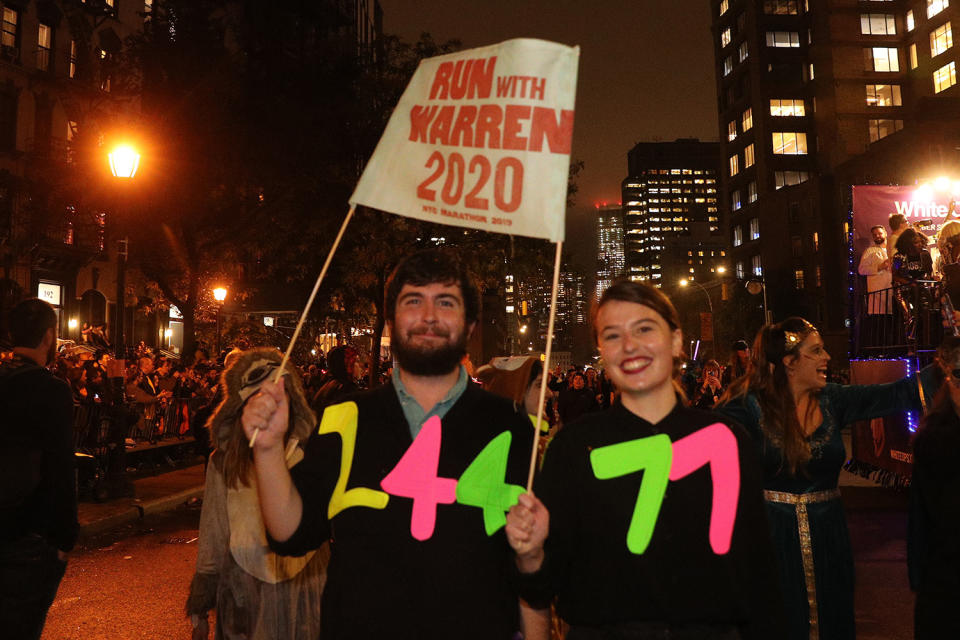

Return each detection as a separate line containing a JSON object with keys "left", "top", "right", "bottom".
{"left": 855, "top": 281, "right": 944, "bottom": 358}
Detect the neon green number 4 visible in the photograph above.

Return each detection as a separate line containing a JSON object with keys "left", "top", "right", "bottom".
{"left": 456, "top": 431, "right": 525, "bottom": 535}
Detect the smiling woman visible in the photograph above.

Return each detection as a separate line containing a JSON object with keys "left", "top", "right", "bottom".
{"left": 505, "top": 281, "right": 784, "bottom": 638}
{"left": 716, "top": 317, "right": 939, "bottom": 640}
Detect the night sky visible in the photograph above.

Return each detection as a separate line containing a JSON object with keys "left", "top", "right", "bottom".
{"left": 378, "top": 0, "right": 719, "bottom": 266}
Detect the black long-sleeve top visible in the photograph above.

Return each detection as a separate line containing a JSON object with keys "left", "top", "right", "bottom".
{"left": 517, "top": 400, "right": 784, "bottom": 639}
{"left": 908, "top": 406, "right": 960, "bottom": 594}
{"left": 269, "top": 382, "right": 533, "bottom": 639}
{"left": 0, "top": 354, "right": 78, "bottom": 552}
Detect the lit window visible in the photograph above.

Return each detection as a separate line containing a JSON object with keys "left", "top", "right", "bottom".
{"left": 865, "top": 84, "right": 902, "bottom": 106}
{"left": 815, "top": 266, "right": 822, "bottom": 286}
{"left": 934, "top": 61, "right": 957, "bottom": 92}
{"left": 865, "top": 47, "right": 900, "bottom": 72}
{"left": 774, "top": 170, "right": 809, "bottom": 189}
{"left": 770, "top": 98, "right": 805, "bottom": 116}
{"left": 813, "top": 232, "right": 819, "bottom": 251}
{"left": 728, "top": 120, "right": 737, "bottom": 141}
{"left": 748, "top": 181, "right": 758, "bottom": 203}
{"left": 808, "top": 63, "right": 815, "bottom": 80}
{"left": 732, "top": 190, "right": 742, "bottom": 211}
{"left": 739, "top": 41, "right": 749, "bottom": 62}
{"left": 868, "top": 118, "right": 904, "bottom": 142}
{"left": 719, "top": 0, "right": 729, "bottom": 15}
{"left": 744, "top": 143, "right": 755, "bottom": 168}
{"left": 910, "top": 43, "right": 919, "bottom": 68}
{"left": 742, "top": 108, "right": 753, "bottom": 131}
{"left": 766, "top": 31, "right": 801, "bottom": 47}
{"left": 907, "top": 10, "right": 915, "bottom": 31}
{"left": 736, "top": 261, "right": 745, "bottom": 278}
{"left": 749, "top": 218, "right": 760, "bottom": 240}
{"left": 860, "top": 14, "right": 897, "bottom": 35}
{"left": 930, "top": 22, "right": 953, "bottom": 57}
{"left": 69, "top": 40, "right": 76, "bottom": 78}
{"left": 1, "top": 8, "right": 18, "bottom": 50}
{"left": 505, "top": 305, "right": 515, "bottom": 313}
{"left": 928, "top": 0, "right": 949, "bottom": 20}
{"left": 729, "top": 154, "right": 739, "bottom": 177}
{"left": 764, "top": 0, "right": 800, "bottom": 14}
{"left": 772, "top": 132, "right": 808, "bottom": 154}
{"left": 794, "top": 269, "right": 805, "bottom": 289}
{"left": 724, "top": 56, "right": 734, "bottom": 76}
{"left": 37, "top": 24, "right": 51, "bottom": 72}
{"left": 733, "top": 226, "right": 743, "bottom": 247}
{"left": 752, "top": 254, "right": 763, "bottom": 276}
{"left": 145, "top": 0, "right": 154, "bottom": 22}
{"left": 722, "top": 27, "right": 732, "bottom": 47}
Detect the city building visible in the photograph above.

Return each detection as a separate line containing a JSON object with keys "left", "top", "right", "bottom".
{"left": 620, "top": 138, "right": 724, "bottom": 288}
{"left": 0, "top": 1, "right": 145, "bottom": 347}
{"left": 710, "top": 0, "right": 960, "bottom": 357}
{"left": 595, "top": 203, "right": 625, "bottom": 300}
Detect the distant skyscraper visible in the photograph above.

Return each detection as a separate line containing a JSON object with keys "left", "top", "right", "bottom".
{"left": 621, "top": 139, "right": 724, "bottom": 288}
{"left": 710, "top": 0, "right": 960, "bottom": 343}
{"left": 596, "top": 204, "right": 625, "bottom": 300}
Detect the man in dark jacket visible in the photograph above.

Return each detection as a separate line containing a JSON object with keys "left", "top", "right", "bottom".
{"left": 0, "top": 298, "right": 78, "bottom": 640}
{"left": 241, "top": 250, "right": 538, "bottom": 638}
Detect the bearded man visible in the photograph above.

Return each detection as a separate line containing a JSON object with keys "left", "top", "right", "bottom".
{"left": 242, "top": 249, "right": 539, "bottom": 639}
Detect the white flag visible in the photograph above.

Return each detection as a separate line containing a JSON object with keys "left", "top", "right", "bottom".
{"left": 350, "top": 38, "right": 579, "bottom": 243}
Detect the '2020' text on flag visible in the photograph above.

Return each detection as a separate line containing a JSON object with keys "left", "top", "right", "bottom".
{"left": 350, "top": 38, "right": 579, "bottom": 243}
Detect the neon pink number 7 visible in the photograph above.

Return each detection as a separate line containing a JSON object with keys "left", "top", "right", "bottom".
{"left": 668, "top": 423, "right": 740, "bottom": 554}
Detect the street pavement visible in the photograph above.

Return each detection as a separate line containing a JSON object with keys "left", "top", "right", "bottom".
{"left": 39, "top": 464, "right": 916, "bottom": 639}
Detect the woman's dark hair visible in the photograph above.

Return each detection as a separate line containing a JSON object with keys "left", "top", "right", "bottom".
{"left": 895, "top": 227, "right": 919, "bottom": 256}
{"left": 592, "top": 280, "right": 681, "bottom": 340}
{"left": 719, "top": 316, "right": 818, "bottom": 475}
{"left": 527, "top": 360, "right": 543, "bottom": 386}
{"left": 384, "top": 249, "right": 480, "bottom": 326}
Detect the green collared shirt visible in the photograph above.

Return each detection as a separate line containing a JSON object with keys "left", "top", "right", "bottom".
{"left": 392, "top": 365, "right": 469, "bottom": 439}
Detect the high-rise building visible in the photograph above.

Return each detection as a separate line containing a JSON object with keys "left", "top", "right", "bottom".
{"left": 620, "top": 139, "right": 724, "bottom": 288}
{"left": 596, "top": 204, "right": 625, "bottom": 300}
{"left": 711, "top": 0, "right": 960, "bottom": 352}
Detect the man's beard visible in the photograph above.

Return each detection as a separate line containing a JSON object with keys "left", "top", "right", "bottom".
{"left": 393, "top": 327, "right": 467, "bottom": 376}
{"left": 875, "top": 237, "right": 885, "bottom": 245}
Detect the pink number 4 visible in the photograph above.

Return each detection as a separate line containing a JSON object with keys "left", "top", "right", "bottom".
{"left": 380, "top": 416, "right": 458, "bottom": 541}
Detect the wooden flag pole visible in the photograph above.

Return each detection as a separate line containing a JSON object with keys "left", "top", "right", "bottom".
{"left": 526, "top": 240, "right": 563, "bottom": 492}
{"left": 249, "top": 204, "right": 356, "bottom": 448}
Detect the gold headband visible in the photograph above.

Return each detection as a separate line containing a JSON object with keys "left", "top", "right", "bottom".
{"left": 783, "top": 320, "right": 816, "bottom": 351}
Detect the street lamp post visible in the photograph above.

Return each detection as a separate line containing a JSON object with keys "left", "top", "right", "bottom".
{"left": 213, "top": 287, "right": 227, "bottom": 355}
{"left": 679, "top": 278, "right": 715, "bottom": 356}
{"left": 745, "top": 279, "right": 773, "bottom": 324}
{"left": 108, "top": 144, "right": 141, "bottom": 361}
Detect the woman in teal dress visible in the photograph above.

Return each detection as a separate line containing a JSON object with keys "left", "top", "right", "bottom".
{"left": 716, "top": 317, "right": 934, "bottom": 640}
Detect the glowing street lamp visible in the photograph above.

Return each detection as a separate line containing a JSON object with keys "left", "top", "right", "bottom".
{"left": 108, "top": 145, "right": 140, "bottom": 179}
{"left": 679, "top": 278, "right": 715, "bottom": 354}
{"left": 108, "top": 144, "right": 141, "bottom": 361}
{"left": 213, "top": 287, "right": 228, "bottom": 355}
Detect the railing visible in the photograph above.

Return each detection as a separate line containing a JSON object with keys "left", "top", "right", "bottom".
{"left": 854, "top": 281, "right": 945, "bottom": 359}
{"left": 73, "top": 398, "right": 206, "bottom": 500}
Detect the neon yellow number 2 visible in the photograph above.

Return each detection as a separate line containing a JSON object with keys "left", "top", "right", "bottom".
{"left": 318, "top": 401, "right": 389, "bottom": 519}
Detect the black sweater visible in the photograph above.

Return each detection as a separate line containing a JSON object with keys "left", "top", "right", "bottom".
{"left": 0, "top": 355, "right": 78, "bottom": 552}
{"left": 519, "top": 401, "right": 783, "bottom": 638}
{"left": 270, "top": 382, "right": 533, "bottom": 639}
